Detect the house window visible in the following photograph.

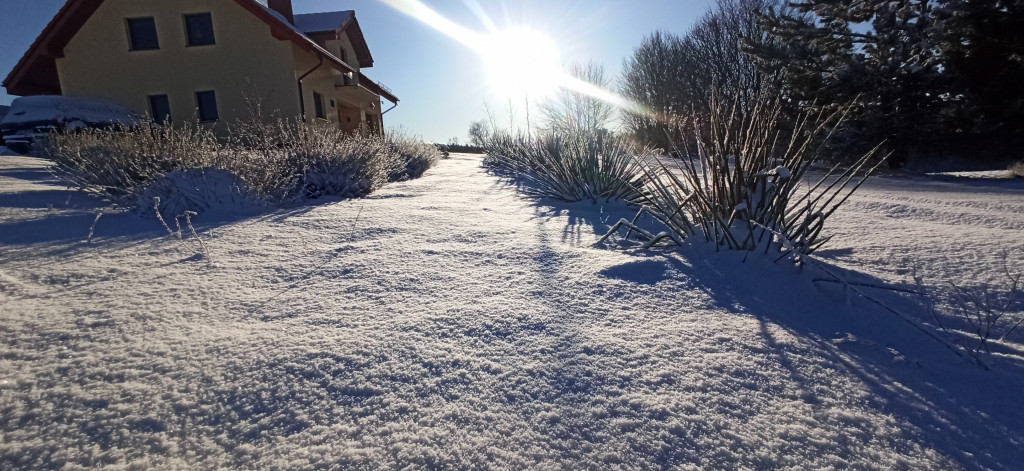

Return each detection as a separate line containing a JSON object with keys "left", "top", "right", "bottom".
{"left": 196, "top": 90, "right": 218, "bottom": 122}
{"left": 126, "top": 17, "right": 160, "bottom": 51}
{"left": 339, "top": 49, "right": 354, "bottom": 86}
{"left": 148, "top": 94, "right": 171, "bottom": 125}
{"left": 313, "top": 92, "right": 325, "bottom": 119}
{"left": 184, "top": 13, "right": 215, "bottom": 47}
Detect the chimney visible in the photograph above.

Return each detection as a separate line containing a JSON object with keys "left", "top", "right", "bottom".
{"left": 268, "top": 0, "right": 294, "bottom": 25}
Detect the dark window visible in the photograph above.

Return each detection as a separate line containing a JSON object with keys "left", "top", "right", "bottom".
{"left": 313, "top": 92, "right": 325, "bottom": 119}
{"left": 126, "top": 17, "right": 159, "bottom": 51}
{"left": 149, "top": 94, "right": 171, "bottom": 124}
{"left": 196, "top": 90, "right": 218, "bottom": 122}
{"left": 184, "top": 13, "right": 215, "bottom": 46}
{"left": 339, "top": 50, "right": 354, "bottom": 86}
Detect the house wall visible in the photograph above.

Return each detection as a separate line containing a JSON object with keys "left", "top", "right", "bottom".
{"left": 292, "top": 43, "right": 341, "bottom": 126}
{"left": 57, "top": 0, "right": 301, "bottom": 131}
{"left": 294, "top": 34, "right": 383, "bottom": 135}
{"left": 324, "top": 33, "right": 359, "bottom": 76}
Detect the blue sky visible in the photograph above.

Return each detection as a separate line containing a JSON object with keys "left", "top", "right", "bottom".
{"left": 0, "top": 0, "right": 707, "bottom": 143}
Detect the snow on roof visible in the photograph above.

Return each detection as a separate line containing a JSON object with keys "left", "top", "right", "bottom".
{"left": 293, "top": 11, "right": 353, "bottom": 33}
{"left": 252, "top": 3, "right": 357, "bottom": 75}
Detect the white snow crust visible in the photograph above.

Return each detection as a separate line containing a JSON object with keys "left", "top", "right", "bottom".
{"left": 1, "top": 154, "right": 1023, "bottom": 470}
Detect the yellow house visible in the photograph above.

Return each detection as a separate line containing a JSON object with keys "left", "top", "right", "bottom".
{"left": 2, "top": 0, "right": 398, "bottom": 136}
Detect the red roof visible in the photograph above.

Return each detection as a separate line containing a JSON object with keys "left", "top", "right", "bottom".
{"left": 2, "top": 0, "right": 104, "bottom": 96}
{"left": 3, "top": 0, "right": 395, "bottom": 103}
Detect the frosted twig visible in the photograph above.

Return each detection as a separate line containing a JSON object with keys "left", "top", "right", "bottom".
{"left": 154, "top": 197, "right": 204, "bottom": 257}
{"left": 87, "top": 211, "right": 104, "bottom": 243}
{"left": 182, "top": 211, "right": 210, "bottom": 258}
{"left": 811, "top": 278, "right": 924, "bottom": 295}
{"left": 810, "top": 258, "right": 986, "bottom": 370}
{"left": 597, "top": 208, "right": 682, "bottom": 247}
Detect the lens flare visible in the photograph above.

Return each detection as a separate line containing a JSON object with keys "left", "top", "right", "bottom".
{"left": 482, "top": 27, "right": 561, "bottom": 99}
{"left": 378, "top": 0, "right": 655, "bottom": 119}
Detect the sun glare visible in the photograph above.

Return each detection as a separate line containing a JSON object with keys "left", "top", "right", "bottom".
{"left": 380, "top": 0, "right": 654, "bottom": 122}
{"left": 482, "top": 28, "right": 563, "bottom": 100}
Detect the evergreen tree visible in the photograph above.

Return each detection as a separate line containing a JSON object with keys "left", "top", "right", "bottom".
{"left": 749, "top": 0, "right": 943, "bottom": 165}
{"left": 933, "top": 0, "right": 1024, "bottom": 151}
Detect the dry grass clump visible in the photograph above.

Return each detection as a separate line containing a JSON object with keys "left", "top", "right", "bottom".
{"left": 607, "top": 93, "right": 884, "bottom": 259}
{"left": 482, "top": 130, "right": 647, "bottom": 203}
{"left": 40, "top": 120, "right": 218, "bottom": 204}
{"left": 386, "top": 127, "right": 445, "bottom": 181}
{"left": 226, "top": 118, "right": 404, "bottom": 202}
{"left": 40, "top": 118, "right": 441, "bottom": 211}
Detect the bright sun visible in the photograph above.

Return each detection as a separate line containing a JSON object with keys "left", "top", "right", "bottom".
{"left": 481, "top": 28, "right": 563, "bottom": 100}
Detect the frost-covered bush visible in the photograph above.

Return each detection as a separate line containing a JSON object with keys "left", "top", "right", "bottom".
{"left": 136, "top": 168, "right": 259, "bottom": 219}
{"left": 482, "top": 130, "right": 647, "bottom": 203}
{"left": 226, "top": 118, "right": 417, "bottom": 201}
{"left": 39, "top": 120, "right": 219, "bottom": 204}
{"left": 386, "top": 128, "right": 444, "bottom": 181}
{"left": 44, "top": 116, "right": 435, "bottom": 210}
{"left": 625, "top": 92, "right": 884, "bottom": 257}
{"left": 1010, "top": 161, "right": 1024, "bottom": 178}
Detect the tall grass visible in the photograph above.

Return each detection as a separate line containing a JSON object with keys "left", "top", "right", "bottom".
{"left": 482, "top": 130, "right": 648, "bottom": 203}
{"left": 634, "top": 93, "right": 885, "bottom": 257}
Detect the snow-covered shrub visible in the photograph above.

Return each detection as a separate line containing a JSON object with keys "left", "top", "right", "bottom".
{"left": 136, "top": 168, "right": 259, "bottom": 220}
{"left": 44, "top": 115, "right": 433, "bottom": 211}
{"left": 627, "top": 92, "right": 884, "bottom": 257}
{"left": 39, "top": 120, "right": 219, "bottom": 204}
{"left": 482, "top": 130, "right": 647, "bottom": 203}
{"left": 225, "top": 118, "right": 402, "bottom": 202}
{"left": 386, "top": 127, "right": 444, "bottom": 181}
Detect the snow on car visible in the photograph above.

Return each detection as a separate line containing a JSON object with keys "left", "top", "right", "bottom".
{"left": 0, "top": 95, "right": 139, "bottom": 154}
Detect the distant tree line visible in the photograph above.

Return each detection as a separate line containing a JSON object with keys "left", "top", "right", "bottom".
{"left": 619, "top": 0, "right": 1024, "bottom": 166}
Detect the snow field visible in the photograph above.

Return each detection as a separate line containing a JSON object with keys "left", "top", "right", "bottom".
{"left": 1, "top": 153, "right": 1022, "bottom": 469}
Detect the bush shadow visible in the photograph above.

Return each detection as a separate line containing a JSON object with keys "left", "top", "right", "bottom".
{"left": 0, "top": 189, "right": 105, "bottom": 211}
{"left": 655, "top": 248, "right": 1024, "bottom": 470}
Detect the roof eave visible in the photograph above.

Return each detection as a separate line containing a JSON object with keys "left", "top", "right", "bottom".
{"left": 359, "top": 72, "right": 398, "bottom": 104}
{"left": 339, "top": 15, "right": 374, "bottom": 69}
{"left": 3, "top": 0, "right": 102, "bottom": 97}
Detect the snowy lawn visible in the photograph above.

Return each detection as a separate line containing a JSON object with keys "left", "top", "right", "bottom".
{"left": 2, "top": 149, "right": 1024, "bottom": 470}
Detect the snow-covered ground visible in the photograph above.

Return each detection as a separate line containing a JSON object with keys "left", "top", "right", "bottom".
{"left": 2, "top": 150, "right": 1023, "bottom": 470}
